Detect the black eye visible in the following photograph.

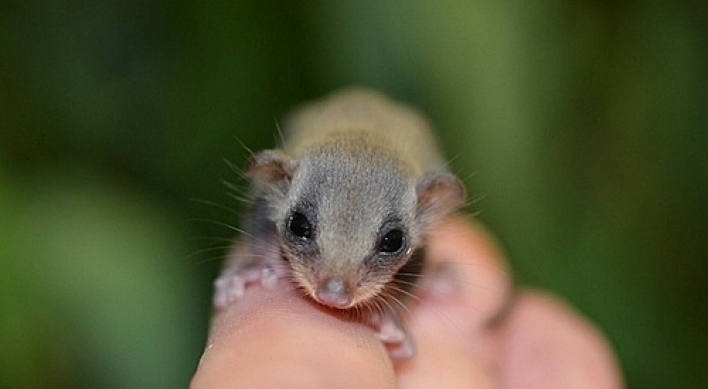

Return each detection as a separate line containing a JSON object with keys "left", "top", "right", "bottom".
{"left": 288, "top": 212, "right": 312, "bottom": 240}
{"left": 379, "top": 229, "right": 404, "bottom": 254}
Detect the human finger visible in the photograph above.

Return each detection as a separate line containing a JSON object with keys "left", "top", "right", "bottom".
{"left": 397, "top": 216, "right": 513, "bottom": 389}
{"left": 500, "top": 290, "right": 624, "bottom": 389}
{"left": 191, "top": 268, "right": 396, "bottom": 388}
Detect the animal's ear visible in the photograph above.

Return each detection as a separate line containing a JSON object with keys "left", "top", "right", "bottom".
{"left": 245, "top": 149, "right": 297, "bottom": 183}
{"left": 416, "top": 172, "right": 465, "bottom": 222}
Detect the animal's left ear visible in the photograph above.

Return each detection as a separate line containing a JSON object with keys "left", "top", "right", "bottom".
{"left": 245, "top": 149, "right": 297, "bottom": 184}
{"left": 416, "top": 172, "right": 465, "bottom": 223}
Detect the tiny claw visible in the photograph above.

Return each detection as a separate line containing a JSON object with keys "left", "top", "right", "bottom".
{"left": 368, "top": 312, "right": 417, "bottom": 360}
{"left": 387, "top": 337, "right": 416, "bottom": 361}
{"left": 377, "top": 318, "right": 406, "bottom": 343}
{"left": 213, "top": 275, "right": 245, "bottom": 309}
{"left": 213, "top": 290, "right": 227, "bottom": 309}
{"left": 212, "top": 265, "right": 284, "bottom": 310}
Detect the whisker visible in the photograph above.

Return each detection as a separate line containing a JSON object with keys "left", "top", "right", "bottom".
{"left": 194, "top": 253, "right": 231, "bottom": 265}
{"left": 231, "top": 135, "right": 256, "bottom": 157}
{"left": 386, "top": 283, "right": 422, "bottom": 303}
{"left": 189, "top": 197, "right": 241, "bottom": 217}
{"left": 273, "top": 117, "right": 287, "bottom": 148}
{"left": 387, "top": 283, "right": 470, "bottom": 341}
{"left": 442, "top": 153, "right": 462, "bottom": 170}
{"left": 189, "top": 236, "right": 234, "bottom": 243}
{"left": 185, "top": 244, "right": 234, "bottom": 260}
{"left": 222, "top": 157, "right": 249, "bottom": 180}
{"left": 220, "top": 177, "right": 251, "bottom": 200}
{"left": 461, "top": 191, "right": 487, "bottom": 210}
{"left": 219, "top": 177, "right": 241, "bottom": 193}
{"left": 384, "top": 292, "right": 409, "bottom": 314}
{"left": 394, "top": 274, "right": 508, "bottom": 298}
{"left": 186, "top": 218, "right": 256, "bottom": 238}
{"left": 225, "top": 191, "right": 254, "bottom": 205}
{"left": 396, "top": 259, "right": 513, "bottom": 279}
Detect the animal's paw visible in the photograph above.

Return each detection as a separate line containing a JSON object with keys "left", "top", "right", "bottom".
{"left": 370, "top": 312, "right": 416, "bottom": 361}
{"left": 213, "top": 265, "right": 282, "bottom": 309}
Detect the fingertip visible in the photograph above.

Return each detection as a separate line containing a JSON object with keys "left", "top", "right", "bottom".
{"left": 415, "top": 216, "right": 513, "bottom": 355}
{"left": 396, "top": 217, "right": 514, "bottom": 388}
{"left": 428, "top": 216, "right": 509, "bottom": 273}
{"left": 424, "top": 216, "right": 513, "bottom": 318}
{"left": 191, "top": 286, "right": 396, "bottom": 389}
{"left": 500, "top": 290, "right": 624, "bottom": 389}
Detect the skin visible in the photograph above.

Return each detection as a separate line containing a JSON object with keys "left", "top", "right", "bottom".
{"left": 191, "top": 216, "right": 625, "bottom": 389}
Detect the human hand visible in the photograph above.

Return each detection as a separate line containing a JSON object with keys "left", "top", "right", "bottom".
{"left": 191, "top": 216, "right": 624, "bottom": 389}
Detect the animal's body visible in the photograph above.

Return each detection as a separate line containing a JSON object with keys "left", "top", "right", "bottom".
{"left": 214, "top": 88, "right": 464, "bottom": 359}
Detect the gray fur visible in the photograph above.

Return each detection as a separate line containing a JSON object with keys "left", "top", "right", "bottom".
{"left": 245, "top": 88, "right": 464, "bottom": 307}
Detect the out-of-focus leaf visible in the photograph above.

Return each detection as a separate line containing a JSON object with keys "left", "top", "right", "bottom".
{"left": 6, "top": 166, "right": 203, "bottom": 389}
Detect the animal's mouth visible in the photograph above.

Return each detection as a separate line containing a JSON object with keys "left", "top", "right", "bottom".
{"left": 282, "top": 249, "right": 390, "bottom": 310}
{"left": 293, "top": 272, "right": 380, "bottom": 310}
{"left": 311, "top": 277, "right": 389, "bottom": 310}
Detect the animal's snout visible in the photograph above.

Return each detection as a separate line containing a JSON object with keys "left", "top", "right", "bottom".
{"left": 315, "top": 278, "right": 353, "bottom": 309}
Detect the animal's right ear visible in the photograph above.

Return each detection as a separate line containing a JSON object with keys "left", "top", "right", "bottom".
{"left": 245, "top": 149, "right": 297, "bottom": 184}
{"left": 415, "top": 171, "right": 465, "bottom": 223}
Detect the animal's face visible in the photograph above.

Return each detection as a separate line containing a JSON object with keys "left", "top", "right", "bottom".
{"left": 245, "top": 142, "right": 464, "bottom": 309}
{"left": 276, "top": 146, "right": 419, "bottom": 309}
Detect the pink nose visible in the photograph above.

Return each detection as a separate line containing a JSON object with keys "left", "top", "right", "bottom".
{"left": 315, "top": 279, "right": 352, "bottom": 309}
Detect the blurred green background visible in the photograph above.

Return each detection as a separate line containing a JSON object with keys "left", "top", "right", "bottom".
{"left": 1, "top": 1, "right": 706, "bottom": 388}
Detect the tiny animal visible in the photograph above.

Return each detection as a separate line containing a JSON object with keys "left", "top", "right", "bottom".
{"left": 214, "top": 87, "right": 465, "bottom": 359}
